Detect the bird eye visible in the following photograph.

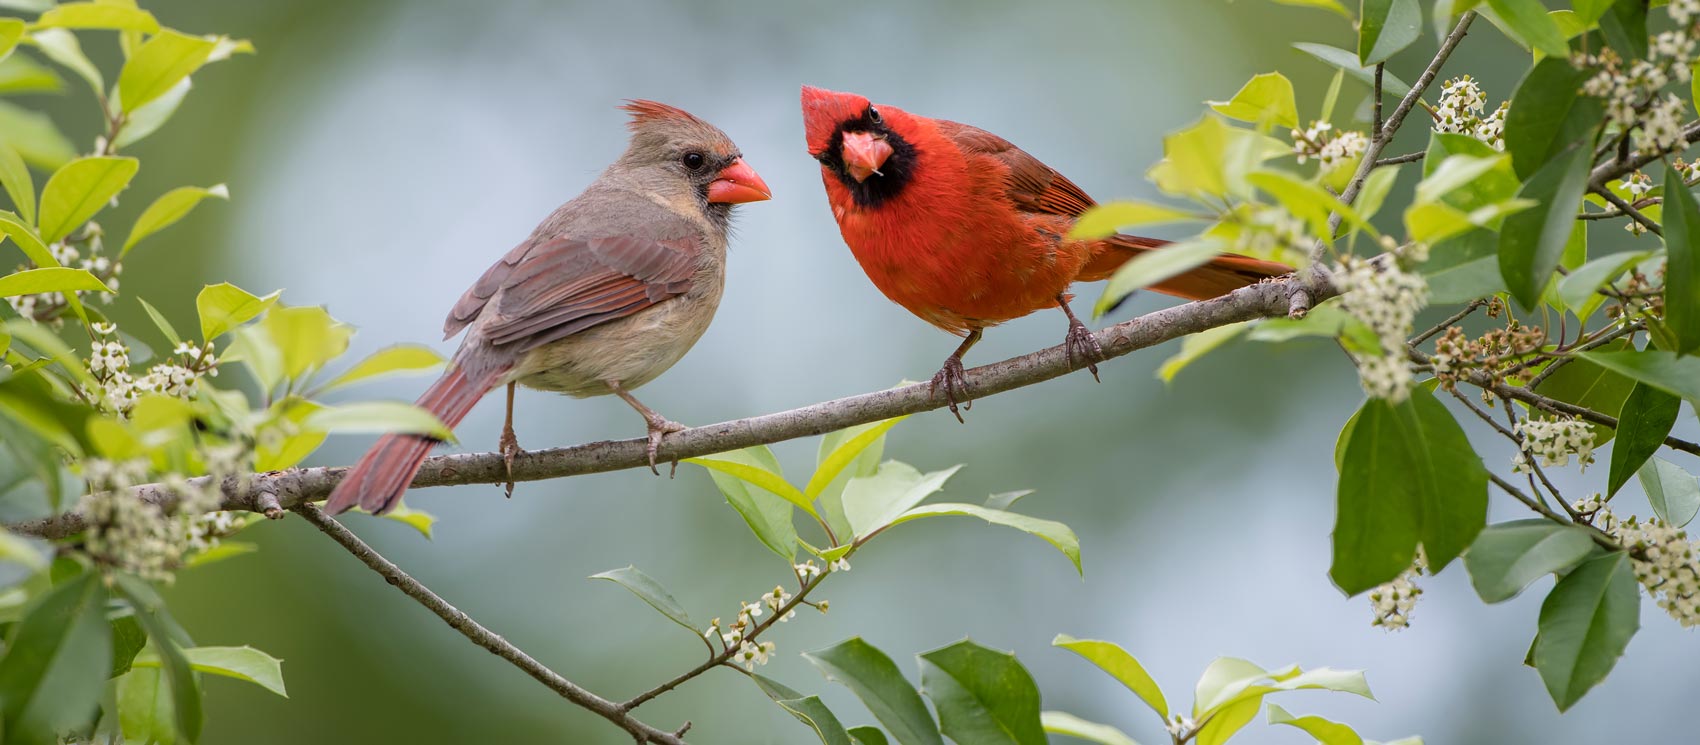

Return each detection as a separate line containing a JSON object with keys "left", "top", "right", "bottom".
{"left": 682, "top": 152, "right": 705, "bottom": 170}
{"left": 866, "top": 107, "right": 882, "bottom": 124}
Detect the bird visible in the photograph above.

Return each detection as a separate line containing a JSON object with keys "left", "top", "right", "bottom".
{"left": 799, "top": 86, "right": 1291, "bottom": 419}
{"left": 324, "top": 101, "right": 771, "bottom": 515}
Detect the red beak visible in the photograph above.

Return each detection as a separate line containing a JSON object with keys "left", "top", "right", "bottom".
{"left": 840, "top": 131, "right": 893, "bottom": 183}
{"left": 706, "top": 158, "right": 772, "bottom": 204}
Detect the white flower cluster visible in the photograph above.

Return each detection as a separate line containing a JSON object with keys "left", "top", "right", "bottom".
{"left": 1636, "top": 94, "right": 1688, "bottom": 154}
{"left": 1369, "top": 552, "right": 1425, "bottom": 630}
{"left": 1513, "top": 417, "right": 1597, "bottom": 473}
{"left": 1576, "top": 499, "right": 1700, "bottom": 627}
{"left": 1580, "top": 6, "right": 1698, "bottom": 152}
{"left": 702, "top": 560, "right": 848, "bottom": 671}
{"left": 83, "top": 325, "right": 218, "bottom": 417}
{"left": 81, "top": 444, "right": 252, "bottom": 582}
{"left": 1433, "top": 76, "right": 1508, "bottom": 150}
{"left": 1291, "top": 121, "right": 1367, "bottom": 170}
{"left": 4, "top": 231, "right": 123, "bottom": 321}
{"left": 1333, "top": 250, "right": 1430, "bottom": 402}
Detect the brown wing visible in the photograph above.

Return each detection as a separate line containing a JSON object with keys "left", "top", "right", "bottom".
{"left": 935, "top": 119, "right": 1097, "bottom": 218}
{"left": 443, "top": 233, "right": 699, "bottom": 353}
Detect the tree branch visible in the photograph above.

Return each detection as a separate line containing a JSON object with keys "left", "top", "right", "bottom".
{"left": 1589, "top": 120, "right": 1700, "bottom": 187}
{"left": 290, "top": 503, "right": 686, "bottom": 744}
{"left": 10, "top": 277, "right": 1326, "bottom": 539}
{"left": 1590, "top": 185, "right": 1662, "bottom": 236}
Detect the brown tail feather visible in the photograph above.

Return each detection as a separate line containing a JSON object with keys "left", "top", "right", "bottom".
{"left": 1079, "top": 234, "right": 1293, "bottom": 301}
{"left": 323, "top": 364, "right": 500, "bottom": 516}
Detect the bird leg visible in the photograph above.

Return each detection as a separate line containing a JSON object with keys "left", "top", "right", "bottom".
{"left": 607, "top": 380, "right": 686, "bottom": 476}
{"left": 1057, "top": 295, "right": 1105, "bottom": 382}
{"left": 928, "top": 329, "right": 982, "bottom": 424}
{"left": 499, "top": 381, "right": 522, "bottom": 498}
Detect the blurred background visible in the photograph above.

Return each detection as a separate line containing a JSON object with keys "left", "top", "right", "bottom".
{"left": 35, "top": 0, "right": 1696, "bottom": 742}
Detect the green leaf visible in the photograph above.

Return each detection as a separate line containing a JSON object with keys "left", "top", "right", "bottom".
{"left": 918, "top": 640, "right": 1045, "bottom": 745}
{"left": 1291, "top": 42, "right": 1413, "bottom": 98}
{"left": 262, "top": 305, "right": 353, "bottom": 381}
{"left": 0, "top": 19, "right": 21, "bottom": 65}
{"left": 983, "top": 490, "right": 1035, "bottom": 510}
{"left": 1484, "top": 0, "right": 1572, "bottom": 57}
{"left": 1248, "top": 170, "right": 1375, "bottom": 237}
{"left": 114, "top": 77, "right": 190, "bottom": 149}
{"left": 135, "top": 646, "right": 286, "bottom": 698}
{"left": 117, "top": 30, "right": 217, "bottom": 112}
{"left": 0, "top": 572, "right": 110, "bottom": 745}
{"left": 842, "top": 460, "right": 961, "bottom": 538}
{"left": 304, "top": 401, "right": 453, "bottom": 440}
{"left": 108, "top": 615, "right": 148, "bottom": 678}
{"left": 1070, "top": 201, "right": 1200, "bottom": 240}
{"left": 1039, "top": 712, "right": 1140, "bottom": 745}
{"left": 0, "top": 101, "right": 74, "bottom": 170}
{"left": 589, "top": 565, "right": 699, "bottom": 636}
{"left": 1208, "top": 72, "right": 1299, "bottom": 129}
{"left": 120, "top": 184, "right": 228, "bottom": 257}
{"left": 1504, "top": 57, "right": 1602, "bottom": 182}
{"left": 195, "top": 282, "right": 278, "bottom": 341}
{"left": 1157, "top": 322, "right": 1251, "bottom": 382}
{"left": 378, "top": 503, "right": 436, "bottom": 538}
{"left": 1265, "top": 704, "right": 1363, "bottom": 745}
{"left": 116, "top": 667, "right": 175, "bottom": 745}
{"left": 1639, "top": 457, "right": 1700, "bottom": 529}
{"left": 1464, "top": 519, "right": 1597, "bottom": 603}
{"left": 849, "top": 728, "right": 890, "bottom": 745}
{"left": 1195, "top": 697, "right": 1261, "bottom": 745}
{"left": 1662, "top": 168, "right": 1700, "bottom": 354}
{"left": 183, "top": 541, "right": 258, "bottom": 569}
{"left": 30, "top": 28, "right": 100, "bottom": 95}
{"left": 690, "top": 445, "right": 798, "bottom": 561}
{"left": 1051, "top": 635, "right": 1166, "bottom": 717}
{"left": 0, "top": 266, "right": 108, "bottom": 296}
{"left": 804, "top": 638, "right": 942, "bottom": 745}
{"left": 1095, "top": 238, "right": 1226, "bottom": 317}
{"left": 1356, "top": 164, "right": 1400, "bottom": 220}
{"left": 38, "top": 156, "right": 139, "bottom": 243}
{"left": 1147, "top": 116, "right": 1286, "bottom": 200}
{"left": 1605, "top": 383, "right": 1679, "bottom": 497}
{"left": 1570, "top": 0, "right": 1611, "bottom": 25}
{"left": 1577, "top": 350, "right": 1700, "bottom": 402}
{"left": 0, "top": 142, "right": 34, "bottom": 226}
{"left": 887, "top": 503, "right": 1080, "bottom": 574}
{"left": 321, "top": 344, "right": 445, "bottom": 391}
{"left": 1358, "top": 0, "right": 1420, "bottom": 65}
{"left": 1273, "top": 0, "right": 1353, "bottom": 19}
{"left": 114, "top": 575, "right": 201, "bottom": 743}
{"left": 1248, "top": 302, "right": 1375, "bottom": 347}
{"left": 1531, "top": 340, "right": 1634, "bottom": 444}
{"left": 810, "top": 416, "right": 906, "bottom": 542}
{"left": 1596, "top": 0, "right": 1648, "bottom": 60}
{"left": 689, "top": 450, "right": 814, "bottom": 517}
{"left": 752, "top": 674, "right": 856, "bottom": 745}
{"left": 137, "top": 296, "right": 183, "bottom": 347}
{"left": 34, "top": 2, "right": 159, "bottom": 31}
{"left": 0, "top": 53, "right": 63, "bottom": 95}
{"left": 1498, "top": 143, "right": 1592, "bottom": 309}
{"left": 1193, "top": 661, "right": 1372, "bottom": 718}
{"left": 1534, "top": 552, "right": 1639, "bottom": 711}
{"left": 1558, "top": 251, "right": 1648, "bottom": 323}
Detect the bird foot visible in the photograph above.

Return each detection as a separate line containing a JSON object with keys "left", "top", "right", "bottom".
{"left": 499, "top": 427, "right": 523, "bottom": 498}
{"left": 643, "top": 416, "right": 687, "bottom": 477}
{"left": 1064, "top": 321, "right": 1105, "bottom": 382}
{"left": 928, "top": 357, "right": 973, "bottom": 423}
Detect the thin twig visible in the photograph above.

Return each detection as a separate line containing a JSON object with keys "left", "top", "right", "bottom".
{"left": 291, "top": 504, "right": 687, "bottom": 744}
{"left": 1373, "top": 151, "right": 1426, "bottom": 167}
{"left": 1411, "top": 299, "right": 1484, "bottom": 346}
{"left": 1373, "top": 63, "right": 1385, "bottom": 134}
{"left": 1487, "top": 473, "right": 1620, "bottom": 551}
{"left": 1590, "top": 121, "right": 1700, "bottom": 187}
{"left": 1590, "top": 186, "right": 1662, "bottom": 236}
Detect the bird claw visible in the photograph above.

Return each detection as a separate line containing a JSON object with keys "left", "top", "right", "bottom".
{"left": 498, "top": 427, "right": 523, "bottom": 498}
{"left": 1064, "top": 321, "right": 1105, "bottom": 382}
{"left": 928, "top": 357, "right": 973, "bottom": 423}
{"left": 644, "top": 417, "right": 687, "bottom": 476}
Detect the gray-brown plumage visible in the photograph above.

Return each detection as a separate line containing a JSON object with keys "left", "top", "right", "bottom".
{"left": 325, "top": 101, "right": 770, "bottom": 515}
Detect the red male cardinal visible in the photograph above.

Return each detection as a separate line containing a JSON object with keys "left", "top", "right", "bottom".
{"left": 800, "top": 86, "right": 1290, "bottom": 418}
{"left": 325, "top": 101, "right": 770, "bottom": 515}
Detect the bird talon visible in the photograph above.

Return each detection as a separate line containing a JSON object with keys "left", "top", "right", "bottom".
{"left": 644, "top": 417, "right": 687, "bottom": 476}
{"left": 929, "top": 357, "right": 972, "bottom": 423}
{"left": 1064, "top": 322, "right": 1106, "bottom": 383}
{"left": 498, "top": 428, "right": 523, "bottom": 498}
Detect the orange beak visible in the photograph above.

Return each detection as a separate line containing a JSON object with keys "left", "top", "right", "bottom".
{"left": 840, "top": 131, "right": 893, "bottom": 183}
{"left": 706, "top": 158, "right": 772, "bottom": 204}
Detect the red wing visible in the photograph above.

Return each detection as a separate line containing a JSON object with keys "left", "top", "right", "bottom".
{"left": 443, "top": 233, "right": 699, "bottom": 353}
{"left": 935, "top": 119, "right": 1098, "bottom": 218}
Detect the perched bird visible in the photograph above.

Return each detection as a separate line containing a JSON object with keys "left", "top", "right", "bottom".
{"left": 800, "top": 86, "right": 1290, "bottom": 418}
{"left": 325, "top": 101, "right": 770, "bottom": 515}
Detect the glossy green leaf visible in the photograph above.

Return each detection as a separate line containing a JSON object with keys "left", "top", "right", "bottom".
{"left": 1484, "top": 0, "right": 1572, "bottom": 57}
{"left": 0, "top": 19, "right": 21, "bottom": 65}
{"left": 378, "top": 503, "right": 436, "bottom": 539}
{"left": 1504, "top": 57, "right": 1602, "bottom": 181}
{"left": 116, "top": 667, "right": 174, "bottom": 745}
{"left": 1531, "top": 340, "right": 1634, "bottom": 444}
{"left": 1662, "top": 167, "right": 1700, "bottom": 354}
{"left": 1273, "top": 0, "right": 1353, "bottom": 18}
{"left": 1070, "top": 201, "right": 1199, "bottom": 240}
{"left": 1208, "top": 72, "right": 1299, "bottom": 129}
{"left": 1051, "top": 635, "right": 1166, "bottom": 717}
{"left": 38, "top": 156, "right": 139, "bottom": 243}
{"left": 811, "top": 417, "right": 905, "bottom": 543}
{"left": 1358, "top": 0, "right": 1420, "bottom": 65}
{"left": 1292, "top": 42, "right": 1413, "bottom": 98}
{"left": 195, "top": 282, "right": 278, "bottom": 340}
{"left": 0, "top": 142, "right": 33, "bottom": 226}
{"left": 117, "top": 30, "right": 217, "bottom": 112}
{"left": 691, "top": 445, "right": 798, "bottom": 561}
{"left": 1249, "top": 170, "right": 1374, "bottom": 237}
{"left": 919, "top": 640, "right": 1045, "bottom": 745}
{"left": 1577, "top": 350, "right": 1700, "bottom": 402}
{"left": 589, "top": 565, "right": 699, "bottom": 636}
{"left": 753, "top": 675, "right": 855, "bottom": 745}
{"left": 1265, "top": 704, "right": 1363, "bottom": 745}
{"left": 1464, "top": 519, "right": 1597, "bottom": 603}
{"left": 1639, "top": 457, "right": 1700, "bottom": 529}
{"left": 183, "top": 541, "right": 258, "bottom": 569}
{"left": 1095, "top": 238, "right": 1226, "bottom": 317}
{"left": 1194, "top": 662, "right": 1372, "bottom": 719}
{"left": 1597, "top": 0, "right": 1648, "bottom": 60}
{"left": 135, "top": 646, "right": 286, "bottom": 698}
{"left": 1039, "top": 712, "right": 1140, "bottom": 745}
{"left": 1249, "top": 302, "right": 1378, "bottom": 350}
{"left": 321, "top": 344, "right": 445, "bottom": 391}
{"left": 137, "top": 296, "right": 183, "bottom": 347}
{"left": 1157, "top": 322, "right": 1251, "bottom": 382}
{"left": 30, "top": 28, "right": 100, "bottom": 95}
{"left": 888, "top": 503, "right": 1080, "bottom": 574}
{"left": 107, "top": 615, "right": 148, "bottom": 679}
{"left": 689, "top": 449, "right": 814, "bottom": 517}
{"left": 0, "top": 53, "right": 63, "bottom": 95}
{"left": 1357, "top": 164, "right": 1400, "bottom": 219}
{"left": 804, "top": 638, "right": 942, "bottom": 745}
{"left": 1147, "top": 116, "right": 1285, "bottom": 200}
{"left": 843, "top": 460, "right": 961, "bottom": 538}
{"left": 0, "top": 572, "right": 109, "bottom": 745}
{"left": 120, "top": 184, "right": 228, "bottom": 257}
{"left": 850, "top": 727, "right": 891, "bottom": 745}
{"left": 115, "top": 77, "right": 190, "bottom": 149}
{"left": 118, "top": 584, "right": 201, "bottom": 744}
{"left": 1534, "top": 552, "right": 1639, "bottom": 711}
{"left": 1606, "top": 383, "right": 1679, "bottom": 497}
{"left": 262, "top": 304, "right": 353, "bottom": 381}
{"left": 304, "top": 401, "right": 452, "bottom": 440}
{"left": 1498, "top": 143, "right": 1592, "bottom": 309}
{"left": 1558, "top": 251, "right": 1648, "bottom": 323}
{"left": 1196, "top": 696, "right": 1261, "bottom": 745}
{"left": 34, "top": 2, "right": 159, "bottom": 31}
{"left": 0, "top": 266, "right": 108, "bottom": 296}
{"left": 0, "top": 101, "right": 73, "bottom": 170}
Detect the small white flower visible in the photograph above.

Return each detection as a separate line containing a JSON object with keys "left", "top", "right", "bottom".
{"left": 1369, "top": 551, "right": 1426, "bottom": 630}
{"left": 829, "top": 558, "right": 851, "bottom": 572}
{"left": 794, "top": 561, "right": 822, "bottom": 579}
{"left": 1514, "top": 417, "right": 1598, "bottom": 472}
{"left": 763, "top": 585, "right": 792, "bottom": 612}
{"left": 740, "top": 600, "right": 764, "bottom": 620}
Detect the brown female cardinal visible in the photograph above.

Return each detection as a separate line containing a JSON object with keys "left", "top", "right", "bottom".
{"left": 800, "top": 86, "right": 1289, "bottom": 419}
{"left": 324, "top": 101, "right": 770, "bottom": 515}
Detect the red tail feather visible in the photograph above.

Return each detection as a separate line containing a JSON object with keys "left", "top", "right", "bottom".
{"left": 324, "top": 364, "right": 500, "bottom": 515}
{"left": 1080, "top": 234, "right": 1292, "bottom": 301}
